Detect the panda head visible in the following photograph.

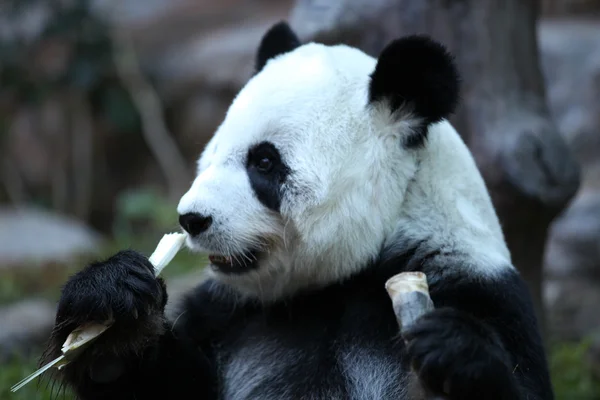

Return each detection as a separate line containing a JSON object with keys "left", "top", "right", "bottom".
{"left": 177, "top": 22, "right": 509, "bottom": 300}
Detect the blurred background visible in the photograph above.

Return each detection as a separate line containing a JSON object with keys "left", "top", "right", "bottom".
{"left": 0, "top": 0, "right": 599, "bottom": 398}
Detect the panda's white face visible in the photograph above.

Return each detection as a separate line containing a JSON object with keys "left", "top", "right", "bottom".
{"left": 177, "top": 23, "right": 510, "bottom": 300}
{"left": 178, "top": 43, "right": 410, "bottom": 296}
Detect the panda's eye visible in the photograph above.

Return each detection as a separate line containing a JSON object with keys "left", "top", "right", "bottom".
{"left": 248, "top": 142, "right": 280, "bottom": 174}
{"left": 246, "top": 141, "right": 289, "bottom": 211}
{"left": 257, "top": 157, "right": 273, "bottom": 172}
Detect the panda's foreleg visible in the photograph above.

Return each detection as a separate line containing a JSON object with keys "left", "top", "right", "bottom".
{"left": 42, "top": 250, "right": 217, "bottom": 400}
{"left": 403, "top": 269, "right": 553, "bottom": 400}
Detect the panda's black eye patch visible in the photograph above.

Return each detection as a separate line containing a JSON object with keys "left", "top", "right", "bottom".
{"left": 248, "top": 142, "right": 279, "bottom": 173}
{"left": 246, "top": 141, "right": 289, "bottom": 211}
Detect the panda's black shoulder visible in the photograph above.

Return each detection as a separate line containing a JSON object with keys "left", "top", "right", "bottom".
{"left": 378, "top": 241, "right": 546, "bottom": 360}
{"left": 171, "top": 264, "right": 402, "bottom": 345}
{"left": 379, "top": 241, "right": 536, "bottom": 319}
{"left": 172, "top": 279, "right": 257, "bottom": 343}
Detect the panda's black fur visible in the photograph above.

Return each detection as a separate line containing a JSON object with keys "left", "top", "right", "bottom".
{"left": 42, "top": 22, "right": 554, "bottom": 400}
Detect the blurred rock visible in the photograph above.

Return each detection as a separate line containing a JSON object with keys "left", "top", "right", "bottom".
{"left": 543, "top": 191, "right": 600, "bottom": 340}
{"left": 545, "top": 192, "right": 600, "bottom": 277}
{"left": 0, "top": 207, "right": 102, "bottom": 268}
{"left": 544, "top": 277, "right": 600, "bottom": 340}
{"left": 539, "top": 19, "right": 600, "bottom": 340}
{"left": 0, "top": 298, "right": 55, "bottom": 361}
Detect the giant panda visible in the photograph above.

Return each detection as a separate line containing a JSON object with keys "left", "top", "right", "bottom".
{"left": 43, "top": 22, "right": 554, "bottom": 400}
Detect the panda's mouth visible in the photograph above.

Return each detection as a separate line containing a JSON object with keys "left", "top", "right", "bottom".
{"left": 208, "top": 249, "right": 261, "bottom": 274}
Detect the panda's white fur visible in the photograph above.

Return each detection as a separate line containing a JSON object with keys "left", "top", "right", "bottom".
{"left": 177, "top": 42, "right": 511, "bottom": 301}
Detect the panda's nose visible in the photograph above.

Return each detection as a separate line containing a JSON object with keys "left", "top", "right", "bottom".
{"left": 179, "top": 213, "right": 213, "bottom": 236}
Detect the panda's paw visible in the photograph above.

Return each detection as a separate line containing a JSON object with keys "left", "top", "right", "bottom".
{"left": 404, "top": 308, "right": 519, "bottom": 400}
{"left": 45, "top": 250, "right": 167, "bottom": 361}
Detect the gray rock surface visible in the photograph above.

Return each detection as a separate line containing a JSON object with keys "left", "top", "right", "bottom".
{"left": 0, "top": 298, "right": 56, "bottom": 361}
{"left": 0, "top": 207, "right": 102, "bottom": 268}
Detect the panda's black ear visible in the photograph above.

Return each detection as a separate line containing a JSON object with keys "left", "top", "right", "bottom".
{"left": 255, "top": 21, "right": 301, "bottom": 73}
{"left": 368, "top": 35, "right": 460, "bottom": 124}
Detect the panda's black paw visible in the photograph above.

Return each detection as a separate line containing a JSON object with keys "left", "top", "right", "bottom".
{"left": 404, "top": 308, "right": 519, "bottom": 400}
{"left": 44, "top": 250, "right": 167, "bottom": 363}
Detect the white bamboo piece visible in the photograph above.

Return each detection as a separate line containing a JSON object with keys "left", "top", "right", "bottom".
{"left": 386, "top": 271, "right": 450, "bottom": 400}
{"left": 385, "top": 271, "right": 434, "bottom": 335}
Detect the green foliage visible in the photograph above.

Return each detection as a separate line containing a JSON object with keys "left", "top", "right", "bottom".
{"left": 0, "top": 273, "right": 25, "bottom": 306}
{"left": 1, "top": 354, "right": 74, "bottom": 399}
{"left": 112, "top": 188, "right": 180, "bottom": 244}
{"left": 550, "top": 338, "right": 600, "bottom": 399}
{"left": 101, "top": 85, "right": 141, "bottom": 132}
{"left": 0, "top": 262, "right": 82, "bottom": 305}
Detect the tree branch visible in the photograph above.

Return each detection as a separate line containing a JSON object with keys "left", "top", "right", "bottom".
{"left": 110, "top": 23, "right": 191, "bottom": 200}
{"left": 1, "top": 156, "right": 28, "bottom": 205}
{"left": 69, "top": 91, "right": 94, "bottom": 221}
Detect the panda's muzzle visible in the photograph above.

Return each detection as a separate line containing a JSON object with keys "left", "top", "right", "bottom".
{"left": 178, "top": 212, "right": 263, "bottom": 275}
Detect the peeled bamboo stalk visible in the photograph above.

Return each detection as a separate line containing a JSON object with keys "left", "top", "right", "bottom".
{"left": 385, "top": 271, "right": 434, "bottom": 335}
{"left": 11, "top": 232, "right": 186, "bottom": 392}
{"left": 385, "top": 271, "right": 448, "bottom": 400}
